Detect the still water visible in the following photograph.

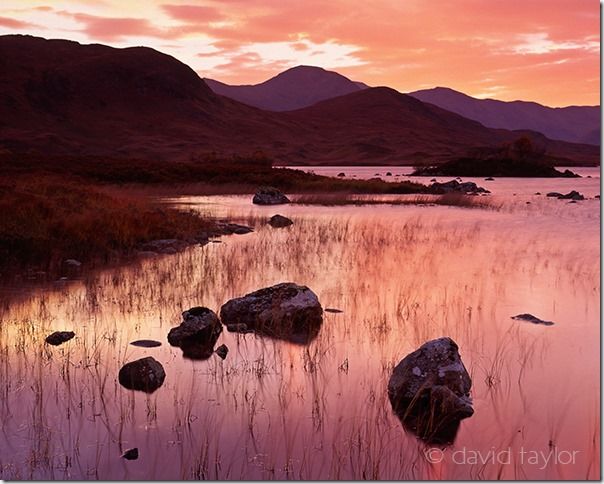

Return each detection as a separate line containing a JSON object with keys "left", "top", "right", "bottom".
{"left": 0, "top": 168, "right": 599, "bottom": 479}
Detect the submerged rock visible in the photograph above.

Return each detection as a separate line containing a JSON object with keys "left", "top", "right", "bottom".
{"left": 216, "top": 222, "right": 254, "bottom": 235}
{"left": 220, "top": 283, "right": 323, "bottom": 344}
{"left": 62, "top": 259, "right": 82, "bottom": 278}
{"left": 388, "top": 337, "right": 473, "bottom": 445}
{"left": 140, "top": 239, "right": 187, "bottom": 254}
{"left": 511, "top": 313, "right": 554, "bottom": 326}
{"left": 215, "top": 344, "right": 229, "bottom": 360}
{"left": 122, "top": 448, "right": 139, "bottom": 460}
{"left": 118, "top": 357, "right": 165, "bottom": 393}
{"left": 253, "top": 186, "right": 290, "bottom": 205}
{"left": 168, "top": 307, "right": 222, "bottom": 360}
{"left": 45, "top": 331, "right": 75, "bottom": 346}
{"left": 268, "top": 214, "right": 294, "bottom": 228}
{"left": 325, "top": 308, "right": 344, "bottom": 313}
{"left": 130, "top": 339, "right": 162, "bottom": 348}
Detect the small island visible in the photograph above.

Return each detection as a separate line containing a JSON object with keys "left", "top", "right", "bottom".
{"left": 413, "top": 137, "right": 581, "bottom": 178}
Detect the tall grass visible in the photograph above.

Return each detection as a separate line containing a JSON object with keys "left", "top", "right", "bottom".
{"left": 292, "top": 193, "right": 503, "bottom": 210}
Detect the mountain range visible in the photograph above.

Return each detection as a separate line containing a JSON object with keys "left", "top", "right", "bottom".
{"left": 206, "top": 67, "right": 599, "bottom": 146}
{"left": 0, "top": 35, "right": 598, "bottom": 166}
{"left": 409, "top": 87, "right": 600, "bottom": 146}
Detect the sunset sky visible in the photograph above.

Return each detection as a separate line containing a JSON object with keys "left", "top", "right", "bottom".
{"left": 0, "top": 0, "right": 599, "bottom": 107}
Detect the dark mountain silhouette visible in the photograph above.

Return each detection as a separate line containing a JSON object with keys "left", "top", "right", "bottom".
{"left": 409, "top": 87, "right": 600, "bottom": 145}
{"left": 0, "top": 35, "right": 598, "bottom": 165}
{"left": 204, "top": 65, "right": 366, "bottom": 111}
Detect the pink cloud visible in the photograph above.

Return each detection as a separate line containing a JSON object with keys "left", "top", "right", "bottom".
{"left": 160, "top": 4, "right": 224, "bottom": 23}
{"left": 0, "top": 16, "right": 36, "bottom": 29}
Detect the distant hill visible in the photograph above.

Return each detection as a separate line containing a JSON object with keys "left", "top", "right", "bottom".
{"left": 204, "top": 66, "right": 367, "bottom": 111}
{"left": 409, "top": 87, "right": 600, "bottom": 145}
{"left": 0, "top": 35, "right": 598, "bottom": 166}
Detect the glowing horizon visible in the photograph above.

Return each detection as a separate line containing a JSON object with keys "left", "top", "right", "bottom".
{"left": 0, "top": 0, "right": 599, "bottom": 107}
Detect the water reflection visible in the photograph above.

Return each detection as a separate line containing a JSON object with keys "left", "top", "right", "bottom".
{"left": 0, "top": 189, "right": 599, "bottom": 480}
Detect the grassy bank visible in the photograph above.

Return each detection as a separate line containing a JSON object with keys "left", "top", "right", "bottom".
{"left": 0, "top": 154, "right": 426, "bottom": 195}
{"left": 0, "top": 154, "right": 429, "bottom": 274}
{"left": 0, "top": 176, "right": 219, "bottom": 274}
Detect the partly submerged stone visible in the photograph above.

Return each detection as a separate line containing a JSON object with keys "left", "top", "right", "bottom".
{"left": 215, "top": 344, "right": 229, "bottom": 360}
{"left": 325, "top": 308, "right": 344, "bottom": 313}
{"left": 168, "top": 307, "right": 222, "bottom": 360}
{"left": 252, "top": 186, "right": 290, "bottom": 205}
{"left": 118, "top": 357, "right": 165, "bottom": 393}
{"left": 559, "top": 190, "right": 585, "bottom": 201}
{"left": 388, "top": 337, "right": 473, "bottom": 444}
{"left": 45, "top": 331, "right": 75, "bottom": 346}
{"left": 268, "top": 214, "right": 294, "bottom": 228}
{"left": 122, "top": 448, "right": 139, "bottom": 460}
{"left": 130, "top": 339, "right": 162, "bottom": 348}
{"left": 511, "top": 313, "right": 554, "bottom": 326}
{"left": 220, "top": 283, "right": 323, "bottom": 344}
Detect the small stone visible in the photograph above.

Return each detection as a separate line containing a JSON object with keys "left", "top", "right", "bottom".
{"left": 268, "top": 214, "right": 293, "bottom": 228}
{"left": 130, "top": 339, "right": 162, "bottom": 348}
{"left": 122, "top": 448, "right": 139, "bottom": 460}
{"left": 511, "top": 313, "right": 554, "bottom": 326}
{"left": 118, "top": 357, "right": 165, "bottom": 393}
{"left": 215, "top": 344, "right": 229, "bottom": 360}
{"left": 325, "top": 308, "right": 343, "bottom": 313}
{"left": 45, "top": 331, "right": 75, "bottom": 346}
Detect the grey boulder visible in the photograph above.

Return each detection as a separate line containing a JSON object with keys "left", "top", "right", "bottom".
{"left": 388, "top": 337, "right": 473, "bottom": 444}
{"left": 220, "top": 283, "right": 323, "bottom": 344}
{"left": 252, "top": 186, "right": 290, "bottom": 205}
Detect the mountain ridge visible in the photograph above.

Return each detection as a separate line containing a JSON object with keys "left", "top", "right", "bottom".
{"left": 0, "top": 35, "right": 598, "bottom": 166}
{"left": 409, "top": 86, "right": 600, "bottom": 145}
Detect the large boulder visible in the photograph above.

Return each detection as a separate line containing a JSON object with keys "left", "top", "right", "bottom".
{"left": 168, "top": 307, "right": 222, "bottom": 360}
{"left": 118, "top": 357, "right": 165, "bottom": 393}
{"left": 220, "top": 283, "right": 323, "bottom": 344}
{"left": 388, "top": 337, "right": 473, "bottom": 444}
{"left": 428, "top": 180, "right": 489, "bottom": 194}
{"left": 252, "top": 186, "right": 290, "bottom": 205}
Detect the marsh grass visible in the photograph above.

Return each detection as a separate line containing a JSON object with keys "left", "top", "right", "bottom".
{"left": 0, "top": 176, "right": 218, "bottom": 273}
{"left": 0, "top": 200, "right": 598, "bottom": 479}
{"left": 291, "top": 193, "right": 503, "bottom": 210}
